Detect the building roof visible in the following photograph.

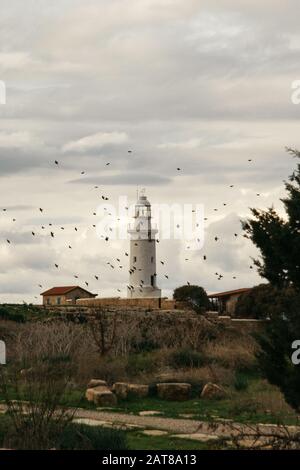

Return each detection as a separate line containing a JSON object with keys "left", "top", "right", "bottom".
{"left": 41, "top": 286, "right": 97, "bottom": 297}
{"left": 208, "top": 288, "right": 252, "bottom": 298}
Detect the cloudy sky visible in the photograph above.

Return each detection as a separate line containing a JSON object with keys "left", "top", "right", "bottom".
{"left": 0, "top": 0, "right": 299, "bottom": 303}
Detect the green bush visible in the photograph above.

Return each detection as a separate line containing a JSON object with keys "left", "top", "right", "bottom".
{"left": 126, "top": 353, "right": 156, "bottom": 377}
{"left": 0, "top": 416, "right": 127, "bottom": 450}
{"left": 58, "top": 423, "right": 128, "bottom": 450}
{"left": 0, "top": 303, "right": 42, "bottom": 323}
{"left": 0, "top": 415, "right": 11, "bottom": 447}
{"left": 173, "top": 285, "right": 210, "bottom": 311}
{"left": 169, "top": 348, "right": 206, "bottom": 369}
{"left": 234, "top": 372, "right": 249, "bottom": 391}
{"left": 229, "top": 399, "right": 259, "bottom": 417}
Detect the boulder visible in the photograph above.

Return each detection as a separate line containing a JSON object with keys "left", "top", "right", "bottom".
{"left": 113, "top": 382, "right": 129, "bottom": 399}
{"left": 157, "top": 383, "right": 191, "bottom": 401}
{"left": 86, "top": 385, "right": 117, "bottom": 406}
{"left": 85, "top": 388, "right": 96, "bottom": 402}
{"left": 127, "top": 384, "right": 149, "bottom": 398}
{"left": 93, "top": 389, "right": 117, "bottom": 407}
{"left": 200, "top": 382, "right": 226, "bottom": 399}
{"left": 87, "top": 379, "right": 107, "bottom": 389}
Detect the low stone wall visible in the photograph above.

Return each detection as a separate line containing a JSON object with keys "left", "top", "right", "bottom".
{"left": 76, "top": 297, "right": 188, "bottom": 310}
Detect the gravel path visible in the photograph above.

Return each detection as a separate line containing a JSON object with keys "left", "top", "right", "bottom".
{"left": 1, "top": 403, "right": 298, "bottom": 440}
{"left": 74, "top": 409, "right": 206, "bottom": 434}
{"left": 74, "top": 409, "right": 300, "bottom": 439}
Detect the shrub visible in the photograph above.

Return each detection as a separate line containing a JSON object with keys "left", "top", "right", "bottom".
{"left": 235, "top": 284, "right": 299, "bottom": 319}
{"left": 126, "top": 353, "right": 156, "bottom": 377}
{"left": 234, "top": 372, "right": 249, "bottom": 391}
{"left": 229, "top": 398, "right": 260, "bottom": 417}
{"left": 0, "top": 322, "right": 80, "bottom": 449}
{"left": 58, "top": 423, "right": 127, "bottom": 450}
{"left": 0, "top": 304, "right": 42, "bottom": 323}
{"left": 0, "top": 416, "right": 127, "bottom": 450}
{"left": 205, "top": 335, "right": 257, "bottom": 371}
{"left": 173, "top": 285, "right": 210, "bottom": 311}
{"left": 169, "top": 348, "right": 206, "bottom": 369}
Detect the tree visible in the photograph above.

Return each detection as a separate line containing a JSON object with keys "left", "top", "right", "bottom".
{"left": 235, "top": 284, "right": 299, "bottom": 320}
{"left": 243, "top": 148, "right": 300, "bottom": 410}
{"left": 88, "top": 308, "right": 117, "bottom": 357}
{"left": 173, "top": 285, "right": 210, "bottom": 312}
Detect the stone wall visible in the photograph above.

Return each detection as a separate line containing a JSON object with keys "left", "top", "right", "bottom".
{"left": 76, "top": 297, "right": 188, "bottom": 310}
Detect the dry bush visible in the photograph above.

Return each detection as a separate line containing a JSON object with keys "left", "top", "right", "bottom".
{"left": 155, "top": 364, "right": 234, "bottom": 388}
{"left": 85, "top": 310, "right": 218, "bottom": 355}
{"left": 0, "top": 312, "right": 260, "bottom": 392}
{"left": 205, "top": 333, "right": 257, "bottom": 370}
{"left": 9, "top": 321, "right": 86, "bottom": 363}
{"left": 0, "top": 321, "right": 83, "bottom": 449}
{"left": 91, "top": 356, "right": 129, "bottom": 385}
{"left": 135, "top": 313, "right": 218, "bottom": 351}
{"left": 252, "top": 383, "right": 296, "bottom": 418}
{"left": 224, "top": 421, "right": 300, "bottom": 449}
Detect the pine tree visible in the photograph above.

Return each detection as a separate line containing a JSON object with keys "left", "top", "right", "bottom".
{"left": 243, "top": 148, "right": 300, "bottom": 410}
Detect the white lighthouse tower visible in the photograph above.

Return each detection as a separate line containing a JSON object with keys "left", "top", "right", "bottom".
{"left": 127, "top": 191, "right": 161, "bottom": 299}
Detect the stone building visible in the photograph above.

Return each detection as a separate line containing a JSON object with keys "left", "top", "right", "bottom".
{"left": 41, "top": 286, "right": 97, "bottom": 306}
{"left": 127, "top": 191, "right": 161, "bottom": 299}
{"left": 208, "top": 288, "right": 251, "bottom": 316}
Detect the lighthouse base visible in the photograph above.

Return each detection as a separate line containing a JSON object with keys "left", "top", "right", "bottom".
{"left": 127, "top": 286, "right": 161, "bottom": 299}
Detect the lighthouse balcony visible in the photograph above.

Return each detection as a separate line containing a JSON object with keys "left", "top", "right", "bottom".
{"left": 127, "top": 223, "right": 158, "bottom": 238}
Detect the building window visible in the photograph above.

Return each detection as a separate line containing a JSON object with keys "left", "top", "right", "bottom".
{"left": 57, "top": 297, "right": 61, "bottom": 305}
{"left": 151, "top": 256, "right": 154, "bottom": 263}
{"left": 133, "top": 256, "right": 137, "bottom": 263}
{"left": 46, "top": 298, "right": 50, "bottom": 305}
{"left": 151, "top": 275, "right": 154, "bottom": 287}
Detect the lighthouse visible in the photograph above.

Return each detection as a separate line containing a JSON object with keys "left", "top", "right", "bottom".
{"left": 127, "top": 191, "right": 161, "bottom": 299}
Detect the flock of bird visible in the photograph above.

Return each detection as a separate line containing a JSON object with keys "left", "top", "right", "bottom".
{"left": 1, "top": 151, "right": 260, "bottom": 300}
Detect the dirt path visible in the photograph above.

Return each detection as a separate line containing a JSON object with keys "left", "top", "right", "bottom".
{"left": 74, "top": 409, "right": 207, "bottom": 434}
{"left": 1, "top": 404, "right": 297, "bottom": 441}
{"left": 73, "top": 408, "right": 298, "bottom": 439}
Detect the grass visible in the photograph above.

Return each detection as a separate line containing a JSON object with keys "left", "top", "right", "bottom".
{"left": 0, "top": 414, "right": 127, "bottom": 450}
{"left": 4, "top": 372, "right": 292, "bottom": 426}
{"left": 127, "top": 431, "right": 223, "bottom": 450}
{"left": 0, "top": 371, "right": 297, "bottom": 428}
{"left": 103, "top": 376, "right": 297, "bottom": 426}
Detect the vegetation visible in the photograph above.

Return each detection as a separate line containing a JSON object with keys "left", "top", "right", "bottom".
{"left": 0, "top": 303, "right": 43, "bottom": 323}
{"left": 169, "top": 348, "right": 206, "bottom": 369}
{"left": 243, "top": 148, "right": 300, "bottom": 411}
{"left": 235, "top": 284, "right": 299, "bottom": 319}
{"left": 173, "top": 285, "right": 210, "bottom": 312}
{"left": 126, "top": 430, "right": 221, "bottom": 450}
{"left": 0, "top": 414, "right": 127, "bottom": 450}
{"left": 58, "top": 423, "right": 127, "bottom": 450}
{"left": 108, "top": 375, "right": 297, "bottom": 425}
{"left": 0, "top": 292, "right": 297, "bottom": 448}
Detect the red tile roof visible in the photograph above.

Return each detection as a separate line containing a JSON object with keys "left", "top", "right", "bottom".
{"left": 208, "top": 288, "right": 252, "bottom": 298}
{"left": 41, "top": 286, "right": 96, "bottom": 297}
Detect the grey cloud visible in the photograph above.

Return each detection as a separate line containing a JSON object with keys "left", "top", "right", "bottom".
{"left": 68, "top": 173, "right": 172, "bottom": 186}
{"left": 0, "top": 0, "right": 298, "bottom": 301}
